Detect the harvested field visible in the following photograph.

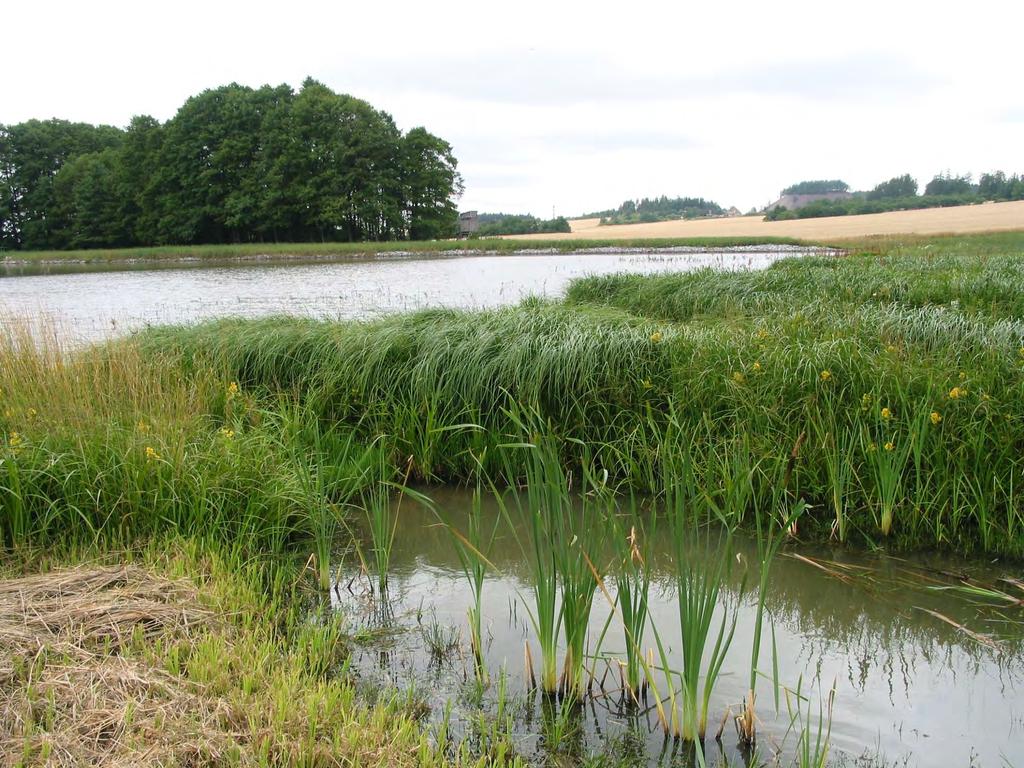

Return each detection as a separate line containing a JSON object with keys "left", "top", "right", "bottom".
{"left": 508, "top": 200, "right": 1024, "bottom": 240}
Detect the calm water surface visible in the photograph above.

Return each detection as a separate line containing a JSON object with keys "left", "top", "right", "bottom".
{"left": 336, "top": 491, "right": 1024, "bottom": 768}
{"left": 1, "top": 247, "right": 809, "bottom": 343}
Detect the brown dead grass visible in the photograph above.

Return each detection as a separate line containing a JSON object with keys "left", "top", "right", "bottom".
{"left": 509, "top": 200, "right": 1024, "bottom": 241}
{"left": 0, "top": 566, "right": 228, "bottom": 767}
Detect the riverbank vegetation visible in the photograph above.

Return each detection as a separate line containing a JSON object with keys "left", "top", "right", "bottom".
{"left": 2, "top": 231, "right": 1022, "bottom": 765}
{"left": 0, "top": 79, "right": 462, "bottom": 251}
{"left": 0, "top": 235, "right": 803, "bottom": 266}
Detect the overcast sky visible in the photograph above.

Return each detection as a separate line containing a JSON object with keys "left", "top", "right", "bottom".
{"left": 6, "top": 0, "right": 1022, "bottom": 216}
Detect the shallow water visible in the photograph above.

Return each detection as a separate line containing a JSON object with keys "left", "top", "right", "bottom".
{"left": 335, "top": 489, "right": 1024, "bottom": 767}
{"left": 1, "top": 247, "right": 810, "bottom": 343}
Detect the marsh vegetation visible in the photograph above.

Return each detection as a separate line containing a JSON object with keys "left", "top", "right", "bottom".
{"left": 2, "top": 232, "right": 1023, "bottom": 766}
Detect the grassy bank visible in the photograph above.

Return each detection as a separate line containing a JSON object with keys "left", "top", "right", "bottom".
{"left": 3, "top": 234, "right": 1023, "bottom": 558}
{"left": 0, "top": 236, "right": 805, "bottom": 265}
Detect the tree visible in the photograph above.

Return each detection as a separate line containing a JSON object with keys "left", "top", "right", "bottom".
{"left": 924, "top": 172, "right": 976, "bottom": 197}
{"left": 780, "top": 180, "right": 849, "bottom": 195}
{"left": 0, "top": 78, "right": 464, "bottom": 250}
{"left": 401, "top": 127, "right": 461, "bottom": 240}
{"left": 867, "top": 174, "right": 917, "bottom": 200}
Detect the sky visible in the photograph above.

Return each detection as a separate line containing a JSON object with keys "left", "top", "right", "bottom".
{"left": 5, "top": 0, "right": 1022, "bottom": 216}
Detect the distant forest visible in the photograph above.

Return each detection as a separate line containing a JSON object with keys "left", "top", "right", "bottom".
{"left": 588, "top": 196, "right": 725, "bottom": 225}
{"left": 474, "top": 213, "right": 571, "bottom": 236}
{"left": 766, "top": 172, "right": 1024, "bottom": 221}
{"left": 0, "top": 79, "right": 463, "bottom": 251}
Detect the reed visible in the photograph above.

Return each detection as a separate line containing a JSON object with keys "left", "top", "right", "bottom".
{"left": 434, "top": 480, "right": 499, "bottom": 682}
{"left": 650, "top": 431, "right": 745, "bottom": 743}
{"left": 607, "top": 494, "right": 655, "bottom": 703}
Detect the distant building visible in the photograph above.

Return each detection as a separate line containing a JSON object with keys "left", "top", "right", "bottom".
{"left": 457, "top": 211, "right": 479, "bottom": 238}
{"left": 766, "top": 191, "right": 853, "bottom": 211}
{"left": 726, "top": 206, "right": 742, "bottom": 217}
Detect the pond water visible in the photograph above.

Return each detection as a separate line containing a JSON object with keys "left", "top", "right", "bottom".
{"left": 0, "top": 247, "right": 812, "bottom": 343}
{"left": 336, "top": 489, "right": 1024, "bottom": 768}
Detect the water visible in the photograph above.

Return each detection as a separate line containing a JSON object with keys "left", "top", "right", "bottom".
{"left": 0, "top": 247, "right": 813, "bottom": 344}
{"left": 335, "top": 490, "right": 1024, "bottom": 767}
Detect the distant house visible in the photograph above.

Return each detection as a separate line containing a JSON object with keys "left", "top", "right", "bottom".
{"left": 766, "top": 191, "right": 853, "bottom": 211}
{"left": 726, "top": 206, "right": 742, "bottom": 217}
{"left": 457, "top": 211, "right": 479, "bottom": 238}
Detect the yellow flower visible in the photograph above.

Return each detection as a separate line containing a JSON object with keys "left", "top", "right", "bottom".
{"left": 886, "top": 344, "right": 897, "bottom": 354}
{"left": 756, "top": 329, "right": 770, "bottom": 341}
{"left": 732, "top": 371, "right": 745, "bottom": 384}
{"left": 948, "top": 386, "right": 965, "bottom": 399}
{"left": 752, "top": 361, "right": 762, "bottom": 372}
{"left": 867, "top": 442, "right": 877, "bottom": 453}
{"left": 226, "top": 381, "right": 240, "bottom": 399}
{"left": 26, "top": 408, "right": 37, "bottom": 420}
{"left": 8, "top": 431, "right": 22, "bottom": 448}
{"left": 861, "top": 393, "right": 872, "bottom": 411}
{"left": 880, "top": 407, "right": 891, "bottom": 421}
{"left": 820, "top": 370, "right": 832, "bottom": 382}
{"left": 145, "top": 446, "right": 161, "bottom": 462}
{"left": 136, "top": 420, "right": 150, "bottom": 434}
{"left": 650, "top": 331, "right": 663, "bottom": 344}
{"left": 2, "top": 408, "right": 11, "bottom": 419}
{"left": 219, "top": 427, "right": 235, "bottom": 440}
{"left": 930, "top": 411, "right": 942, "bottom": 425}
{"left": 884, "top": 441, "right": 894, "bottom": 452}
{"left": 959, "top": 371, "right": 967, "bottom": 381}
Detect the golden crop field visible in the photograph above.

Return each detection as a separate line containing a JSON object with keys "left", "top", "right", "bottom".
{"left": 510, "top": 200, "right": 1024, "bottom": 241}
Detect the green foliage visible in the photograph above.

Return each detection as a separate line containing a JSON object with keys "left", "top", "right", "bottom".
{"left": 924, "top": 172, "right": 976, "bottom": 197}
{"left": 474, "top": 213, "right": 571, "bottom": 236}
{"left": 780, "top": 180, "right": 849, "bottom": 195}
{"left": 4, "top": 233, "right": 1024, "bottom": 562}
{"left": 867, "top": 173, "right": 918, "bottom": 200}
{"left": 597, "top": 195, "right": 724, "bottom": 225}
{"left": 0, "top": 80, "right": 462, "bottom": 251}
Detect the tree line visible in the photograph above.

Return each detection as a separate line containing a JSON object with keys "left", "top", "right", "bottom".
{"left": 474, "top": 213, "right": 571, "bottom": 236}
{"left": 766, "top": 171, "right": 1024, "bottom": 221}
{"left": 590, "top": 196, "right": 724, "bottom": 225}
{"left": 0, "top": 79, "right": 463, "bottom": 251}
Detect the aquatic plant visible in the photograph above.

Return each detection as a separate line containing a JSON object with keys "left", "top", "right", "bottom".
{"left": 434, "top": 479, "right": 499, "bottom": 681}
{"left": 650, "top": 431, "right": 745, "bottom": 743}
{"left": 607, "top": 494, "right": 655, "bottom": 703}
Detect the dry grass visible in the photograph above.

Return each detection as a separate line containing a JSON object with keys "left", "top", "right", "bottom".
{"left": 0, "top": 554, "right": 461, "bottom": 768}
{"left": 507, "top": 200, "right": 1024, "bottom": 241}
{"left": 0, "top": 566, "right": 227, "bottom": 767}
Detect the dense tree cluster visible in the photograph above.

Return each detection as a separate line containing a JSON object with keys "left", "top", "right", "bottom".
{"left": 866, "top": 174, "right": 918, "bottom": 200}
{"left": 593, "top": 196, "right": 724, "bottom": 225}
{"left": 474, "top": 213, "right": 571, "bottom": 236}
{"left": 766, "top": 170, "right": 1024, "bottom": 221}
{"left": 779, "top": 180, "right": 850, "bottom": 195}
{"left": 0, "top": 79, "right": 462, "bottom": 251}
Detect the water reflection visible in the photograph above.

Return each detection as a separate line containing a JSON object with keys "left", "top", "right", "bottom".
{"left": 334, "top": 489, "right": 1024, "bottom": 767}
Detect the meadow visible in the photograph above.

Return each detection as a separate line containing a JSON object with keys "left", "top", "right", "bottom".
{"left": 2, "top": 231, "right": 1023, "bottom": 766}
